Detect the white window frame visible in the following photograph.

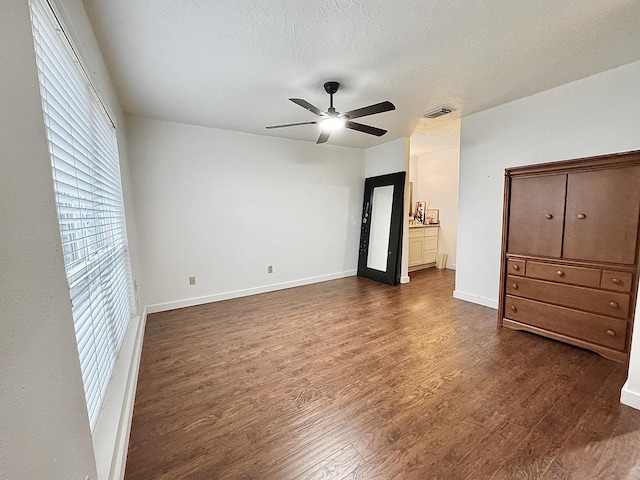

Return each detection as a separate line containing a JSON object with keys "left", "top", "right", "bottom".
{"left": 29, "top": 0, "right": 135, "bottom": 431}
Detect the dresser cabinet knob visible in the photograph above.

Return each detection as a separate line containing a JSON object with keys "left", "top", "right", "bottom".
{"left": 510, "top": 305, "right": 517, "bottom": 312}
{"left": 512, "top": 283, "right": 519, "bottom": 290}
{"left": 545, "top": 213, "right": 553, "bottom": 219}
{"left": 556, "top": 270, "right": 564, "bottom": 277}
{"left": 513, "top": 264, "right": 520, "bottom": 271}
{"left": 609, "top": 301, "right": 619, "bottom": 309}
{"left": 606, "top": 330, "right": 616, "bottom": 337}
{"left": 611, "top": 278, "right": 622, "bottom": 285}
{"left": 577, "top": 213, "right": 586, "bottom": 219}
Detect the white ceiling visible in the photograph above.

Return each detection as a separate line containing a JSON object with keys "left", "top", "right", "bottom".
{"left": 411, "top": 116, "right": 460, "bottom": 156}
{"left": 83, "top": 0, "right": 640, "bottom": 150}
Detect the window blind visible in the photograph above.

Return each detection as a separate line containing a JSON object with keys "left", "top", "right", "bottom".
{"left": 29, "top": 0, "right": 135, "bottom": 430}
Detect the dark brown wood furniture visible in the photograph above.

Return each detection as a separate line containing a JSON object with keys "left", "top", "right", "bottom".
{"left": 498, "top": 150, "right": 640, "bottom": 363}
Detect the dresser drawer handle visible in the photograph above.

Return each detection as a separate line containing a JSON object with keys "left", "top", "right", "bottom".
{"left": 510, "top": 305, "right": 517, "bottom": 313}
{"left": 545, "top": 213, "right": 553, "bottom": 219}
{"left": 556, "top": 270, "right": 564, "bottom": 277}
{"left": 577, "top": 213, "right": 586, "bottom": 219}
{"left": 513, "top": 264, "right": 520, "bottom": 271}
{"left": 512, "top": 283, "right": 519, "bottom": 290}
{"left": 612, "top": 278, "right": 622, "bottom": 285}
{"left": 606, "top": 330, "right": 616, "bottom": 337}
{"left": 609, "top": 301, "right": 619, "bottom": 309}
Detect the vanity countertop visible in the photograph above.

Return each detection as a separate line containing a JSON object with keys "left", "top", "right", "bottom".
{"left": 409, "top": 223, "right": 439, "bottom": 228}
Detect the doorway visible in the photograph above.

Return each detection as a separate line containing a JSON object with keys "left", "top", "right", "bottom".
{"left": 408, "top": 116, "right": 461, "bottom": 275}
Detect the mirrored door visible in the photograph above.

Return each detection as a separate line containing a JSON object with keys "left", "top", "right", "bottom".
{"left": 357, "top": 172, "right": 406, "bottom": 285}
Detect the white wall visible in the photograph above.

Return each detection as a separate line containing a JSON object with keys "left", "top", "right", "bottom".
{"left": 409, "top": 147, "right": 460, "bottom": 268}
{"left": 624, "top": 314, "right": 640, "bottom": 410}
{"left": 365, "top": 137, "right": 408, "bottom": 178}
{"left": 455, "top": 59, "right": 640, "bottom": 408}
{"left": 364, "top": 138, "right": 411, "bottom": 283}
{"left": 127, "top": 115, "right": 365, "bottom": 310}
{"left": 0, "top": 1, "right": 97, "bottom": 478}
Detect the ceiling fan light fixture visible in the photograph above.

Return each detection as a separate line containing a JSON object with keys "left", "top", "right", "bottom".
{"left": 320, "top": 116, "right": 346, "bottom": 131}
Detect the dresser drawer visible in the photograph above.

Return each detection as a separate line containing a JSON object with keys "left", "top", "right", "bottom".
{"left": 504, "top": 296, "right": 627, "bottom": 351}
{"left": 424, "top": 227, "right": 439, "bottom": 238}
{"left": 526, "top": 261, "right": 600, "bottom": 288}
{"left": 506, "top": 275, "right": 630, "bottom": 319}
{"left": 409, "top": 227, "right": 424, "bottom": 238}
{"left": 507, "top": 259, "right": 525, "bottom": 276}
{"left": 601, "top": 270, "right": 634, "bottom": 293}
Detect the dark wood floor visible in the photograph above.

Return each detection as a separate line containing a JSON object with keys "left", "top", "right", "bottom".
{"left": 125, "top": 269, "right": 640, "bottom": 479}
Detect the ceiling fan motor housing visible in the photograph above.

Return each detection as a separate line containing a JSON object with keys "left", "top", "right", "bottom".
{"left": 324, "top": 81, "right": 340, "bottom": 95}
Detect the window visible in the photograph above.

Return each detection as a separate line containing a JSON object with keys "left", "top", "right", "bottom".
{"left": 29, "top": 0, "right": 135, "bottom": 430}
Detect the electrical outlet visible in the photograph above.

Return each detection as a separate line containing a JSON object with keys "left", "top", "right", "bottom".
{"left": 267, "top": 265, "right": 273, "bottom": 274}
{"left": 189, "top": 276, "right": 196, "bottom": 285}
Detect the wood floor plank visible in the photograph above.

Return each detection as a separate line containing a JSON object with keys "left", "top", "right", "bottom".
{"left": 486, "top": 357, "right": 613, "bottom": 479}
{"left": 589, "top": 405, "right": 640, "bottom": 479}
{"left": 125, "top": 269, "right": 640, "bottom": 480}
{"left": 538, "top": 365, "right": 632, "bottom": 480}
{"left": 353, "top": 341, "right": 595, "bottom": 479}
{"left": 292, "top": 444, "right": 364, "bottom": 480}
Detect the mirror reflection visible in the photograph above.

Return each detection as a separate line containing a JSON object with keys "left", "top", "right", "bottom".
{"left": 366, "top": 185, "right": 394, "bottom": 271}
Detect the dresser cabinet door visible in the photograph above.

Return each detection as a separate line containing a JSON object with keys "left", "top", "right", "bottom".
{"left": 408, "top": 236, "right": 425, "bottom": 266}
{"left": 507, "top": 175, "right": 566, "bottom": 257}
{"left": 563, "top": 166, "right": 640, "bottom": 264}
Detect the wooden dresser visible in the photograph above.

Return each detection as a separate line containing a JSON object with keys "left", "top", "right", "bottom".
{"left": 498, "top": 150, "right": 640, "bottom": 362}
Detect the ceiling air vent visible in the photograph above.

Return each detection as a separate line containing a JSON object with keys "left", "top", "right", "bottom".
{"left": 422, "top": 107, "right": 452, "bottom": 119}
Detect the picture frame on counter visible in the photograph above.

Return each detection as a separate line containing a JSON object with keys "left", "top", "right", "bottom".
{"left": 426, "top": 208, "right": 439, "bottom": 224}
{"left": 415, "top": 201, "right": 426, "bottom": 224}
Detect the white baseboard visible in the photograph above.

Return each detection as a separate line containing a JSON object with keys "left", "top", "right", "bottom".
{"left": 446, "top": 263, "right": 456, "bottom": 270}
{"left": 93, "top": 308, "right": 147, "bottom": 480}
{"left": 453, "top": 290, "right": 498, "bottom": 309}
{"left": 400, "top": 276, "right": 410, "bottom": 284}
{"left": 621, "top": 380, "right": 640, "bottom": 411}
{"left": 147, "top": 270, "right": 358, "bottom": 314}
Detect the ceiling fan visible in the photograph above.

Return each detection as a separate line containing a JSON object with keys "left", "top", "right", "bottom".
{"left": 266, "top": 81, "right": 395, "bottom": 144}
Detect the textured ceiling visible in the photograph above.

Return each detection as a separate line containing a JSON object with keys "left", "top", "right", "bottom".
{"left": 83, "top": 0, "right": 640, "bottom": 149}
{"left": 411, "top": 117, "right": 460, "bottom": 157}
